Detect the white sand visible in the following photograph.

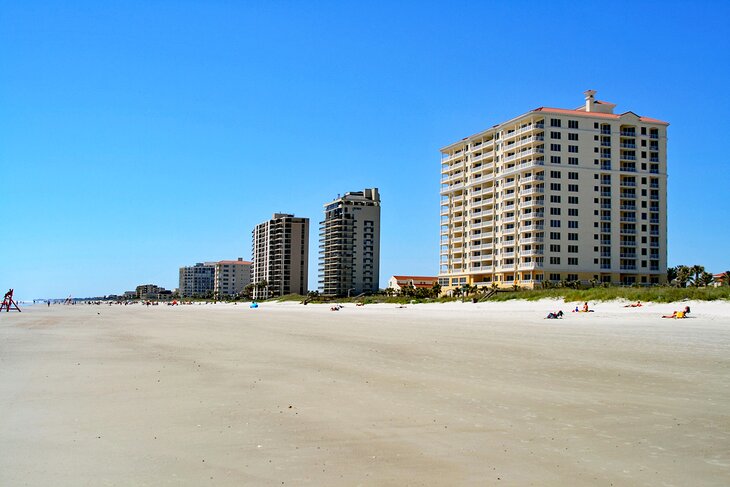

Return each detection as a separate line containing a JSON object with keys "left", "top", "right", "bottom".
{"left": 1, "top": 300, "right": 729, "bottom": 486}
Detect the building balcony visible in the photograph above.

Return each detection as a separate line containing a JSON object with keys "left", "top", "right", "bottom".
{"left": 520, "top": 249, "right": 544, "bottom": 256}
{"left": 620, "top": 265, "right": 637, "bottom": 270}
{"left": 502, "top": 158, "right": 545, "bottom": 175}
{"left": 520, "top": 237, "right": 544, "bottom": 244}
{"left": 520, "top": 174, "right": 545, "bottom": 185}
{"left": 521, "top": 187, "right": 545, "bottom": 196}
{"left": 521, "top": 199, "right": 545, "bottom": 209}
{"left": 620, "top": 216, "right": 637, "bottom": 222}
{"left": 518, "top": 262, "right": 544, "bottom": 270}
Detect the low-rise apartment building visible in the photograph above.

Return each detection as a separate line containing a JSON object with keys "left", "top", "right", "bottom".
{"left": 214, "top": 258, "right": 252, "bottom": 297}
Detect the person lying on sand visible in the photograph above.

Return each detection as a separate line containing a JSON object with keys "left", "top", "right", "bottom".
{"left": 625, "top": 300, "right": 642, "bottom": 307}
{"left": 546, "top": 310, "right": 564, "bottom": 319}
{"left": 662, "top": 306, "right": 690, "bottom": 319}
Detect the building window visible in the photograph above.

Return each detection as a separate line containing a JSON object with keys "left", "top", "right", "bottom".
{"left": 550, "top": 119, "right": 562, "bottom": 127}
{"left": 550, "top": 257, "right": 561, "bottom": 265}
{"left": 568, "top": 184, "right": 579, "bottom": 192}
{"left": 550, "top": 156, "right": 561, "bottom": 164}
{"left": 550, "top": 170, "right": 561, "bottom": 178}
{"left": 550, "top": 207, "right": 561, "bottom": 215}
{"left": 569, "top": 120, "right": 579, "bottom": 129}
{"left": 550, "top": 220, "right": 561, "bottom": 228}
{"left": 568, "top": 221, "right": 578, "bottom": 228}
{"left": 550, "top": 273, "right": 561, "bottom": 281}
{"left": 568, "top": 232, "right": 578, "bottom": 240}
{"left": 550, "top": 232, "right": 561, "bottom": 240}
{"left": 568, "top": 145, "right": 578, "bottom": 153}
{"left": 550, "top": 144, "right": 561, "bottom": 151}
{"left": 568, "top": 208, "right": 578, "bottom": 216}
{"left": 568, "top": 245, "right": 578, "bottom": 253}
{"left": 568, "top": 172, "right": 579, "bottom": 180}
{"left": 568, "top": 157, "right": 578, "bottom": 165}
{"left": 550, "top": 195, "right": 561, "bottom": 203}
{"left": 568, "top": 133, "right": 578, "bottom": 141}
{"left": 568, "top": 258, "right": 578, "bottom": 266}
{"left": 550, "top": 131, "right": 561, "bottom": 139}
{"left": 550, "top": 183, "right": 561, "bottom": 191}
{"left": 550, "top": 244, "right": 561, "bottom": 252}
{"left": 568, "top": 196, "right": 579, "bottom": 204}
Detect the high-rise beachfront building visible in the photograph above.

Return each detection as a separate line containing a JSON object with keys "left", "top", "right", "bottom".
{"left": 319, "top": 188, "right": 381, "bottom": 296}
{"left": 439, "top": 91, "right": 668, "bottom": 291}
{"left": 251, "top": 214, "right": 309, "bottom": 299}
{"left": 213, "top": 258, "right": 252, "bottom": 298}
{"left": 179, "top": 262, "right": 216, "bottom": 297}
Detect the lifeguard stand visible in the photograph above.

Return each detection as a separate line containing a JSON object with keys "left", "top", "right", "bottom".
{"left": 1, "top": 289, "right": 21, "bottom": 312}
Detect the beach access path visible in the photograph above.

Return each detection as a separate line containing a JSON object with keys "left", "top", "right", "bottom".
{"left": 1, "top": 300, "right": 729, "bottom": 486}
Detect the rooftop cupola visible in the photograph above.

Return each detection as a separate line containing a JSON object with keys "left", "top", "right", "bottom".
{"left": 584, "top": 89, "right": 597, "bottom": 112}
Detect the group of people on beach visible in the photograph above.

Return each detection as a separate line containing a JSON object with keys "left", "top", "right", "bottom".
{"left": 546, "top": 302, "right": 693, "bottom": 319}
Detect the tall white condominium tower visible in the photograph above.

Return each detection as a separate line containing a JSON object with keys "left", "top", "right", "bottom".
{"left": 439, "top": 90, "right": 668, "bottom": 291}
{"left": 319, "top": 188, "right": 381, "bottom": 296}
{"left": 251, "top": 214, "right": 309, "bottom": 299}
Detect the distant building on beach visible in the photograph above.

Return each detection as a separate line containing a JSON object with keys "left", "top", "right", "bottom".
{"left": 135, "top": 284, "right": 171, "bottom": 300}
{"left": 387, "top": 275, "right": 438, "bottom": 292}
{"left": 179, "top": 263, "right": 216, "bottom": 297}
{"left": 251, "top": 214, "right": 309, "bottom": 299}
{"left": 439, "top": 90, "right": 668, "bottom": 292}
{"left": 214, "top": 258, "right": 252, "bottom": 297}
{"left": 319, "top": 188, "right": 381, "bottom": 296}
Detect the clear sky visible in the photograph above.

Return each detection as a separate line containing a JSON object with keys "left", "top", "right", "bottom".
{"left": 2, "top": 1, "right": 729, "bottom": 300}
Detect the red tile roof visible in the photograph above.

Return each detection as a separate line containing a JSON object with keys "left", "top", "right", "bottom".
{"left": 392, "top": 276, "right": 438, "bottom": 281}
{"left": 533, "top": 107, "right": 669, "bottom": 125}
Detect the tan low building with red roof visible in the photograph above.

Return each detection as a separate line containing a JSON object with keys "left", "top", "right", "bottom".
{"left": 387, "top": 275, "right": 439, "bottom": 291}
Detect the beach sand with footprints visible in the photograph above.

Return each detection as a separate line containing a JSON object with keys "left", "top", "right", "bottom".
{"left": 1, "top": 300, "right": 729, "bottom": 486}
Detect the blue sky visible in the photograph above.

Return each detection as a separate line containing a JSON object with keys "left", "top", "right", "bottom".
{"left": 2, "top": 1, "right": 729, "bottom": 300}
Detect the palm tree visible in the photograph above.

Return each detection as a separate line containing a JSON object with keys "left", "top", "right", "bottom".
{"left": 689, "top": 265, "right": 706, "bottom": 287}
{"left": 698, "top": 271, "right": 714, "bottom": 287}
{"left": 667, "top": 266, "right": 678, "bottom": 284}
{"left": 675, "top": 265, "right": 691, "bottom": 288}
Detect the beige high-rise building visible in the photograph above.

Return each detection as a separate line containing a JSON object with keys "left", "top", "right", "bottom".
{"left": 439, "top": 91, "right": 668, "bottom": 291}
{"left": 213, "top": 258, "right": 252, "bottom": 298}
{"left": 319, "top": 188, "right": 381, "bottom": 296}
{"left": 251, "top": 214, "right": 309, "bottom": 299}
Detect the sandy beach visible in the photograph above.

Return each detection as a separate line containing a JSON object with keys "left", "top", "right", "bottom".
{"left": 1, "top": 300, "right": 729, "bottom": 486}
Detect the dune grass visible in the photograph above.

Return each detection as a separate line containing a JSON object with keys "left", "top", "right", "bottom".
{"left": 269, "top": 286, "right": 730, "bottom": 304}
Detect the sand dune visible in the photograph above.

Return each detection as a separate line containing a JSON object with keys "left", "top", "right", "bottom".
{"left": 1, "top": 300, "right": 729, "bottom": 486}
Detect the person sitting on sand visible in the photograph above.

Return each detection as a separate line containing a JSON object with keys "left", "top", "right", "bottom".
{"left": 582, "top": 302, "right": 589, "bottom": 312}
{"left": 625, "top": 300, "right": 642, "bottom": 308}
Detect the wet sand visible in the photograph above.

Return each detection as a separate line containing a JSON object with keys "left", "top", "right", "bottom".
{"left": 1, "top": 300, "right": 729, "bottom": 486}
